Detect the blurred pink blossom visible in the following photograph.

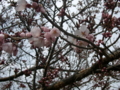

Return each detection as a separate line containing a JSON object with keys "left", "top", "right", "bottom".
{"left": 50, "top": 28, "right": 60, "bottom": 37}
{"left": 2, "top": 42, "right": 13, "bottom": 54}
{"left": 26, "top": 32, "right": 32, "bottom": 38}
{"left": 16, "top": 0, "right": 27, "bottom": 11}
{"left": 57, "top": 9, "right": 65, "bottom": 16}
{"left": 44, "top": 32, "right": 56, "bottom": 42}
{"left": 29, "top": 37, "right": 44, "bottom": 48}
{"left": 0, "top": 34, "right": 4, "bottom": 44}
{"left": 44, "top": 39, "right": 52, "bottom": 47}
{"left": 86, "top": 34, "right": 94, "bottom": 42}
{"left": 75, "top": 25, "right": 89, "bottom": 37}
{"left": 20, "top": 32, "right": 26, "bottom": 37}
{"left": 41, "top": 26, "right": 50, "bottom": 32}
{"left": 30, "top": 26, "right": 41, "bottom": 38}
{"left": 32, "top": 2, "right": 45, "bottom": 13}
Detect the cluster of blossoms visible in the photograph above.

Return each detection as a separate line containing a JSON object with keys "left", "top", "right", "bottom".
{"left": 68, "top": 25, "right": 94, "bottom": 53}
{"left": 16, "top": 0, "right": 45, "bottom": 13}
{"left": 38, "top": 69, "right": 59, "bottom": 86}
{"left": 104, "top": 0, "right": 116, "bottom": 9}
{"left": 20, "top": 26, "right": 60, "bottom": 48}
{"left": 0, "top": 26, "right": 60, "bottom": 55}
{"left": 102, "top": 32, "right": 112, "bottom": 38}
{"left": 102, "top": 12, "right": 120, "bottom": 30}
{"left": 0, "top": 34, "right": 18, "bottom": 56}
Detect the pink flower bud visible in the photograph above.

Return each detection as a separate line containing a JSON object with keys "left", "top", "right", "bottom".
{"left": 40, "top": 7, "right": 46, "bottom": 13}
{"left": 20, "top": 32, "right": 26, "bottom": 37}
{"left": 32, "top": 2, "right": 38, "bottom": 9}
{"left": 26, "top": 32, "right": 32, "bottom": 38}
{"left": 41, "top": 26, "right": 50, "bottom": 32}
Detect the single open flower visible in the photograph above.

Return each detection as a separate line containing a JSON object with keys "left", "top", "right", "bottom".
{"left": 75, "top": 25, "right": 89, "bottom": 37}
{"left": 16, "top": 0, "right": 27, "bottom": 11}
{"left": 30, "top": 26, "right": 41, "bottom": 38}
{"left": 50, "top": 28, "right": 60, "bottom": 37}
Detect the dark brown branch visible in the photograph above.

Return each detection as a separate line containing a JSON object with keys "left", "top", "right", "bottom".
{"left": 0, "top": 65, "right": 44, "bottom": 82}
{"left": 43, "top": 49, "right": 120, "bottom": 90}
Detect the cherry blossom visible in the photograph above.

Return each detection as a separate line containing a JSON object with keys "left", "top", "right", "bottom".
{"left": 29, "top": 37, "right": 44, "bottom": 48}
{"left": 26, "top": 32, "right": 32, "bottom": 38}
{"left": 67, "top": 25, "right": 95, "bottom": 52}
{"left": 57, "top": 9, "right": 65, "bottom": 16}
{"left": 50, "top": 28, "right": 61, "bottom": 37}
{"left": 30, "top": 26, "right": 41, "bottom": 38}
{"left": 32, "top": 2, "right": 45, "bottom": 13}
{"left": 20, "top": 32, "right": 26, "bottom": 37}
{"left": 2, "top": 42, "right": 13, "bottom": 54}
{"left": 75, "top": 25, "right": 89, "bottom": 38}
{"left": 44, "top": 39, "right": 52, "bottom": 47}
{"left": 76, "top": 40, "right": 88, "bottom": 47}
{"left": 86, "top": 34, "right": 94, "bottom": 42}
{"left": 44, "top": 32, "right": 52, "bottom": 40}
{"left": 68, "top": 36, "right": 75, "bottom": 42}
{"left": 0, "top": 34, "right": 4, "bottom": 45}
{"left": 16, "top": 0, "right": 27, "bottom": 11}
{"left": 41, "top": 26, "right": 50, "bottom": 32}
{"left": 28, "top": 26, "right": 60, "bottom": 48}
{"left": 44, "top": 32, "right": 56, "bottom": 42}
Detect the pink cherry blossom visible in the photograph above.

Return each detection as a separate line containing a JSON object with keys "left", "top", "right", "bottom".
{"left": 68, "top": 36, "right": 75, "bottom": 43}
{"left": 50, "top": 28, "right": 60, "bottom": 37}
{"left": 0, "top": 34, "right": 4, "bottom": 42}
{"left": 44, "top": 32, "right": 51, "bottom": 40}
{"left": 26, "top": 32, "right": 32, "bottom": 38}
{"left": 86, "top": 34, "right": 94, "bottom": 42}
{"left": 30, "top": 26, "right": 41, "bottom": 38}
{"left": 57, "top": 9, "right": 65, "bottom": 16}
{"left": 44, "top": 32, "right": 56, "bottom": 42}
{"left": 41, "top": 26, "right": 50, "bottom": 32}
{"left": 0, "top": 34, "right": 4, "bottom": 39}
{"left": 32, "top": 2, "right": 45, "bottom": 13}
{"left": 29, "top": 37, "right": 44, "bottom": 48}
{"left": 44, "top": 39, "right": 52, "bottom": 47}
{"left": 2, "top": 42, "right": 13, "bottom": 54}
{"left": 16, "top": 0, "right": 27, "bottom": 11}
{"left": 75, "top": 25, "right": 89, "bottom": 37}
{"left": 76, "top": 40, "right": 88, "bottom": 47}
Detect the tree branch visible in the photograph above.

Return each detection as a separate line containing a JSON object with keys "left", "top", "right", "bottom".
{"left": 43, "top": 49, "right": 120, "bottom": 90}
